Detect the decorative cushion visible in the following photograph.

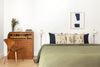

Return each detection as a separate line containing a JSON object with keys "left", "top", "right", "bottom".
{"left": 66, "top": 34, "right": 74, "bottom": 44}
{"left": 84, "top": 34, "right": 89, "bottom": 44}
{"left": 74, "top": 34, "right": 84, "bottom": 44}
{"left": 49, "top": 33, "right": 55, "bottom": 44}
{"left": 55, "top": 33, "right": 67, "bottom": 44}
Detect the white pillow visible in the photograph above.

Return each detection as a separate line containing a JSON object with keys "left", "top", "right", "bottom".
{"left": 88, "top": 33, "right": 93, "bottom": 44}
{"left": 42, "top": 32, "right": 50, "bottom": 45}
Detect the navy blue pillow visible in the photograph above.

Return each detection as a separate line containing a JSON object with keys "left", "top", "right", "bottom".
{"left": 84, "top": 34, "right": 89, "bottom": 44}
{"left": 49, "top": 33, "right": 55, "bottom": 44}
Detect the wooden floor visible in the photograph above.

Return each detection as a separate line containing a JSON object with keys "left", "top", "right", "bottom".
{"left": 0, "top": 57, "right": 38, "bottom": 67}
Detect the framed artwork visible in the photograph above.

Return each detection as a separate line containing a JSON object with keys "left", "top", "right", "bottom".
{"left": 70, "top": 12, "right": 85, "bottom": 29}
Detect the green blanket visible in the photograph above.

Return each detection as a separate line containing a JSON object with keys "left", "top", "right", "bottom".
{"left": 34, "top": 44, "right": 100, "bottom": 67}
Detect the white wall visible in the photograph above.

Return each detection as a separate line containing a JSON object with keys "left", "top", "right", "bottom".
{"left": 4, "top": 0, "right": 100, "bottom": 56}
{"left": 0, "top": 0, "right": 4, "bottom": 58}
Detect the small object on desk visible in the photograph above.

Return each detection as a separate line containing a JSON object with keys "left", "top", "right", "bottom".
{"left": 26, "top": 29, "right": 32, "bottom": 32}
{"left": 15, "top": 28, "right": 22, "bottom": 32}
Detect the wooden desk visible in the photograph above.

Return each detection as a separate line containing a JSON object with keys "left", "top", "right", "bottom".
{"left": 7, "top": 32, "right": 34, "bottom": 59}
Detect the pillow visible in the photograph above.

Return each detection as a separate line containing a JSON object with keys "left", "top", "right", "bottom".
{"left": 89, "top": 33, "right": 93, "bottom": 44}
{"left": 55, "top": 33, "right": 67, "bottom": 44}
{"left": 74, "top": 34, "right": 84, "bottom": 44}
{"left": 66, "top": 34, "right": 74, "bottom": 44}
{"left": 49, "top": 33, "right": 55, "bottom": 44}
{"left": 42, "top": 32, "right": 50, "bottom": 45}
{"left": 84, "top": 34, "right": 89, "bottom": 44}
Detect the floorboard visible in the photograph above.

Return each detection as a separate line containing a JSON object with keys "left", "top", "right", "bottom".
{"left": 0, "top": 57, "right": 38, "bottom": 67}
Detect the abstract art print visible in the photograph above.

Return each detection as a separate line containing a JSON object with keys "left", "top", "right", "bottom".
{"left": 70, "top": 12, "right": 85, "bottom": 29}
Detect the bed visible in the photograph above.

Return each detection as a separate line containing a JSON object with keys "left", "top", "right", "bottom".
{"left": 34, "top": 44, "right": 100, "bottom": 67}
{"left": 34, "top": 32, "right": 100, "bottom": 67}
